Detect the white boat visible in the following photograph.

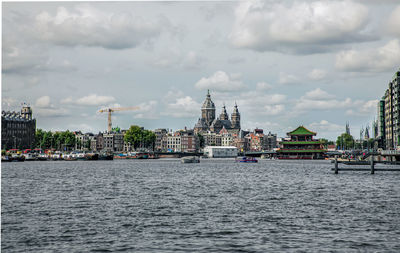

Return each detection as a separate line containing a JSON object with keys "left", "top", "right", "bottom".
{"left": 63, "top": 153, "right": 77, "bottom": 161}
{"left": 181, "top": 156, "right": 200, "bottom": 163}
{"left": 23, "top": 153, "right": 37, "bottom": 161}
{"left": 37, "top": 153, "right": 49, "bottom": 161}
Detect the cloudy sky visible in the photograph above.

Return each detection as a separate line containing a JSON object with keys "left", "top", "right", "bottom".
{"left": 3, "top": 0, "right": 400, "bottom": 140}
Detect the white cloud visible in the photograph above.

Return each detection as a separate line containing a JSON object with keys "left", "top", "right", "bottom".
{"left": 279, "top": 72, "right": 300, "bottom": 85}
{"left": 195, "top": 71, "right": 246, "bottom": 91}
{"left": 62, "top": 94, "right": 116, "bottom": 106}
{"left": 162, "top": 95, "right": 201, "bottom": 118}
{"left": 32, "top": 95, "right": 70, "bottom": 117}
{"left": 33, "top": 5, "right": 163, "bottom": 49}
{"left": 134, "top": 100, "right": 158, "bottom": 119}
{"left": 308, "top": 69, "right": 327, "bottom": 81}
{"left": 230, "top": 1, "right": 371, "bottom": 54}
{"left": 263, "top": 104, "right": 285, "bottom": 115}
{"left": 304, "top": 88, "right": 335, "bottom": 100}
{"left": 296, "top": 88, "right": 353, "bottom": 111}
{"left": 35, "top": 96, "right": 51, "bottom": 108}
{"left": 309, "top": 120, "right": 343, "bottom": 133}
{"left": 2, "top": 97, "right": 17, "bottom": 108}
{"left": 35, "top": 108, "right": 70, "bottom": 117}
{"left": 256, "top": 82, "right": 273, "bottom": 91}
{"left": 386, "top": 5, "right": 400, "bottom": 37}
{"left": 242, "top": 121, "right": 280, "bottom": 132}
{"left": 335, "top": 39, "right": 400, "bottom": 72}
{"left": 67, "top": 123, "right": 94, "bottom": 133}
{"left": 346, "top": 99, "right": 378, "bottom": 116}
{"left": 153, "top": 50, "right": 204, "bottom": 70}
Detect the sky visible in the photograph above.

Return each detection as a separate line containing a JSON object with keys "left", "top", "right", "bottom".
{"left": 2, "top": 0, "right": 400, "bottom": 140}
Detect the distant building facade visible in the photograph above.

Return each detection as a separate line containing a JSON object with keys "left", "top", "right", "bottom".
{"left": 263, "top": 132, "right": 278, "bottom": 150}
{"left": 154, "top": 128, "right": 168, "bottom": 151}
{"left": 2, "top": 105, "right": 36, "bottom": 150}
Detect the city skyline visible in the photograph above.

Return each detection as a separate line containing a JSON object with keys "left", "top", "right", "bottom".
{"left": 3, "top": 1, "right": 400, "bottom": 140}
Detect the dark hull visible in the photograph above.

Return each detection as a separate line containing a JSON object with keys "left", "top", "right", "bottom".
{"left": 99, "top": 155, "right": 113, "bottom": 160}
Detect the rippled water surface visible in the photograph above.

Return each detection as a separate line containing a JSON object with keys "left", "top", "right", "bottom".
{"left": 2, "top": 159, "right": 400, "bottom": 252}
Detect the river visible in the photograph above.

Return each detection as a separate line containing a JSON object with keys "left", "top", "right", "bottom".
{"left": 2, "top": 159, "right": 400, "bottom": 252}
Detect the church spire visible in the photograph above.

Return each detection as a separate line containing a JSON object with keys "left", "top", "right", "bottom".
{"left": 220, "top": 103, "right": 229, "bottom": 120}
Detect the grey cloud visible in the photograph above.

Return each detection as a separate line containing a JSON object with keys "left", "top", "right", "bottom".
{"left": 31, "top": 5, "right": 164, "bottom": 50}
{"left": 335, "top": 39, "right": 400, "bottom": 72}
{"left": 230, "top": 1, "right": 376, "bottom": 54}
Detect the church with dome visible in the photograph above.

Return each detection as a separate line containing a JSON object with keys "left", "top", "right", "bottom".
{"left": 194, "top": 90, "right": 241, "bottom": 134}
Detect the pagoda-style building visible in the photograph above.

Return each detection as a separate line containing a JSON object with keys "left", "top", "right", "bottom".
{"left": 277, "top": 126, "right": 326, "bottom": 159}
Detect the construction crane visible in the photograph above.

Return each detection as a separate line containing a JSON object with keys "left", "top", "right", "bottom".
{"left": 98, "top": 106, "right": 140, "bottom": 132}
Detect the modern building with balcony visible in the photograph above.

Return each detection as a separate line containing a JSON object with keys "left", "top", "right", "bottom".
{"left": 383, "top": 69, "right": 400, "bottom": 149}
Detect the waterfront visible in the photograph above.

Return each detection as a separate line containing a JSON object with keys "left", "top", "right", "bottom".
{"left": 2, "top": 159, "right": 400, "bottom": 252}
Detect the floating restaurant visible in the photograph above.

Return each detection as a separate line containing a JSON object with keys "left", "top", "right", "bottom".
{"left": 277, "top": 126, "right": 326, "bottom": 159}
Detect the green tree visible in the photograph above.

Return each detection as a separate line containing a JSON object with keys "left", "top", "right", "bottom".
{"left": 124, "top": 125, "right": 156, "bottom": 150}
{"left": 64, "top": 131, "right": 76, "bottom": 149}
{"left": 124, "top": 125, "right": 144, "bottom": 150}
{"left": 35, "top": 129, "right": 45, "bottom": 148}
{"left": 52, "top": 132, "right": 62, "bottom": 150}
{"left": 197, "top": 133, "right": 205, "bottom": 148}
{"left": 336, "top": 133, "right": 355, "bottom": 150}
{"left": 143, "top": 130, "right": 156, "bottom": 150}
{"left": 320, "top": 138, "right": 335, "bottom": 149}
{"left": 42, "top": 131, "right": 53, "bottom": 149}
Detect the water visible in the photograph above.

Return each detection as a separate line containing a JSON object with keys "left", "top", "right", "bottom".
{"left": 2, "top": 159, "right": 400, "bottom": 252}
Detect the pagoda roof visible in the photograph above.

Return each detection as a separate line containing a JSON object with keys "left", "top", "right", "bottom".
{"left": 287, "top": 126, "right": 316, "bottom": 136}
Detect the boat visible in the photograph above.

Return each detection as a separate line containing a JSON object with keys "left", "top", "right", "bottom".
{"left": 63, "top": 153, "right": 77, "bottom": 161}
{"left": 181, "top": 156, "right": 200, "bottom": 163}
{"left": 9, "top": 155, "right": 25, "bottom": 162}
{"left": 99, "top": 151, "right": 114, "bottom": 160}
{"left": 85, "top": 153, "right": 99, "bottom": 160}
{"left": 236, "top": 156, "right": 258, "bottom": 163}
{"left": 1, "top": 156, "right": 12, "bottom": 162}
{"left": 37, "top": 153, "right": 49, "bottom": 161}
{"left": 23, "top": 153, "right": 37, "bottom": 161}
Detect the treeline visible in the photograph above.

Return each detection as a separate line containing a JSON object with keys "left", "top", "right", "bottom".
{"left": 35, "top": 129, "right": 76, "bottom": 150}
{"left": 336, "top": 133, "right": 375, "bottom": 150}
{"left": 124, "top": 125, "right": 156, "bottom": 150}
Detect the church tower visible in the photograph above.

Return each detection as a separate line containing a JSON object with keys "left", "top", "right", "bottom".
{"left": 231, "top": 102, "right": 240, "bottom": 130}
{"left": 219, "top": 104, "right": 229, "bottom": 120}
{"left": 201, "top": 90, "right": 215, "bottom": 127}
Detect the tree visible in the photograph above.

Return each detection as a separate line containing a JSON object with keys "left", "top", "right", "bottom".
{"left": 124, "top": 126, "right": 156, "bottom": 150}
{"left": 197, "top": 133, "right": 205, "bottom": 148}
{"left": 64, "top": 131, "right": 76, "bottom": 150}
{"left": 42, "top": 131, "right": 53, "bottom": 149}
{"left": 336, "top": 133, "right": 355, "bottom": 150}
{"left": 124, "top": 125, "right": 143, "bottom": 150}
{"left": 320, "top": 138, "right": 335, "bottom": 149}
{"left": 143, "top": 130, "right": 156, "bottom": 150}
{"left": 35, "top": 129, "right": 45, "bottom": 148}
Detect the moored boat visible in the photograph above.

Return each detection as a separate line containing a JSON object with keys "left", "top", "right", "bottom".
{"left": 181, "top": 156, "right": 200, "bottom": 163}
{"left": 99, "top": 151, "right": 114, "bottom": 160}
{"left": 236, "top": 156, "right": 258, "bottom": 163}
{"left": 85, "top": 153, "right": 99, "bottom": 160}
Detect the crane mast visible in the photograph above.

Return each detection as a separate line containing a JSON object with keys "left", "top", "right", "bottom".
{"left": 98, "top": 107, "right": 140, "bottom": 132}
